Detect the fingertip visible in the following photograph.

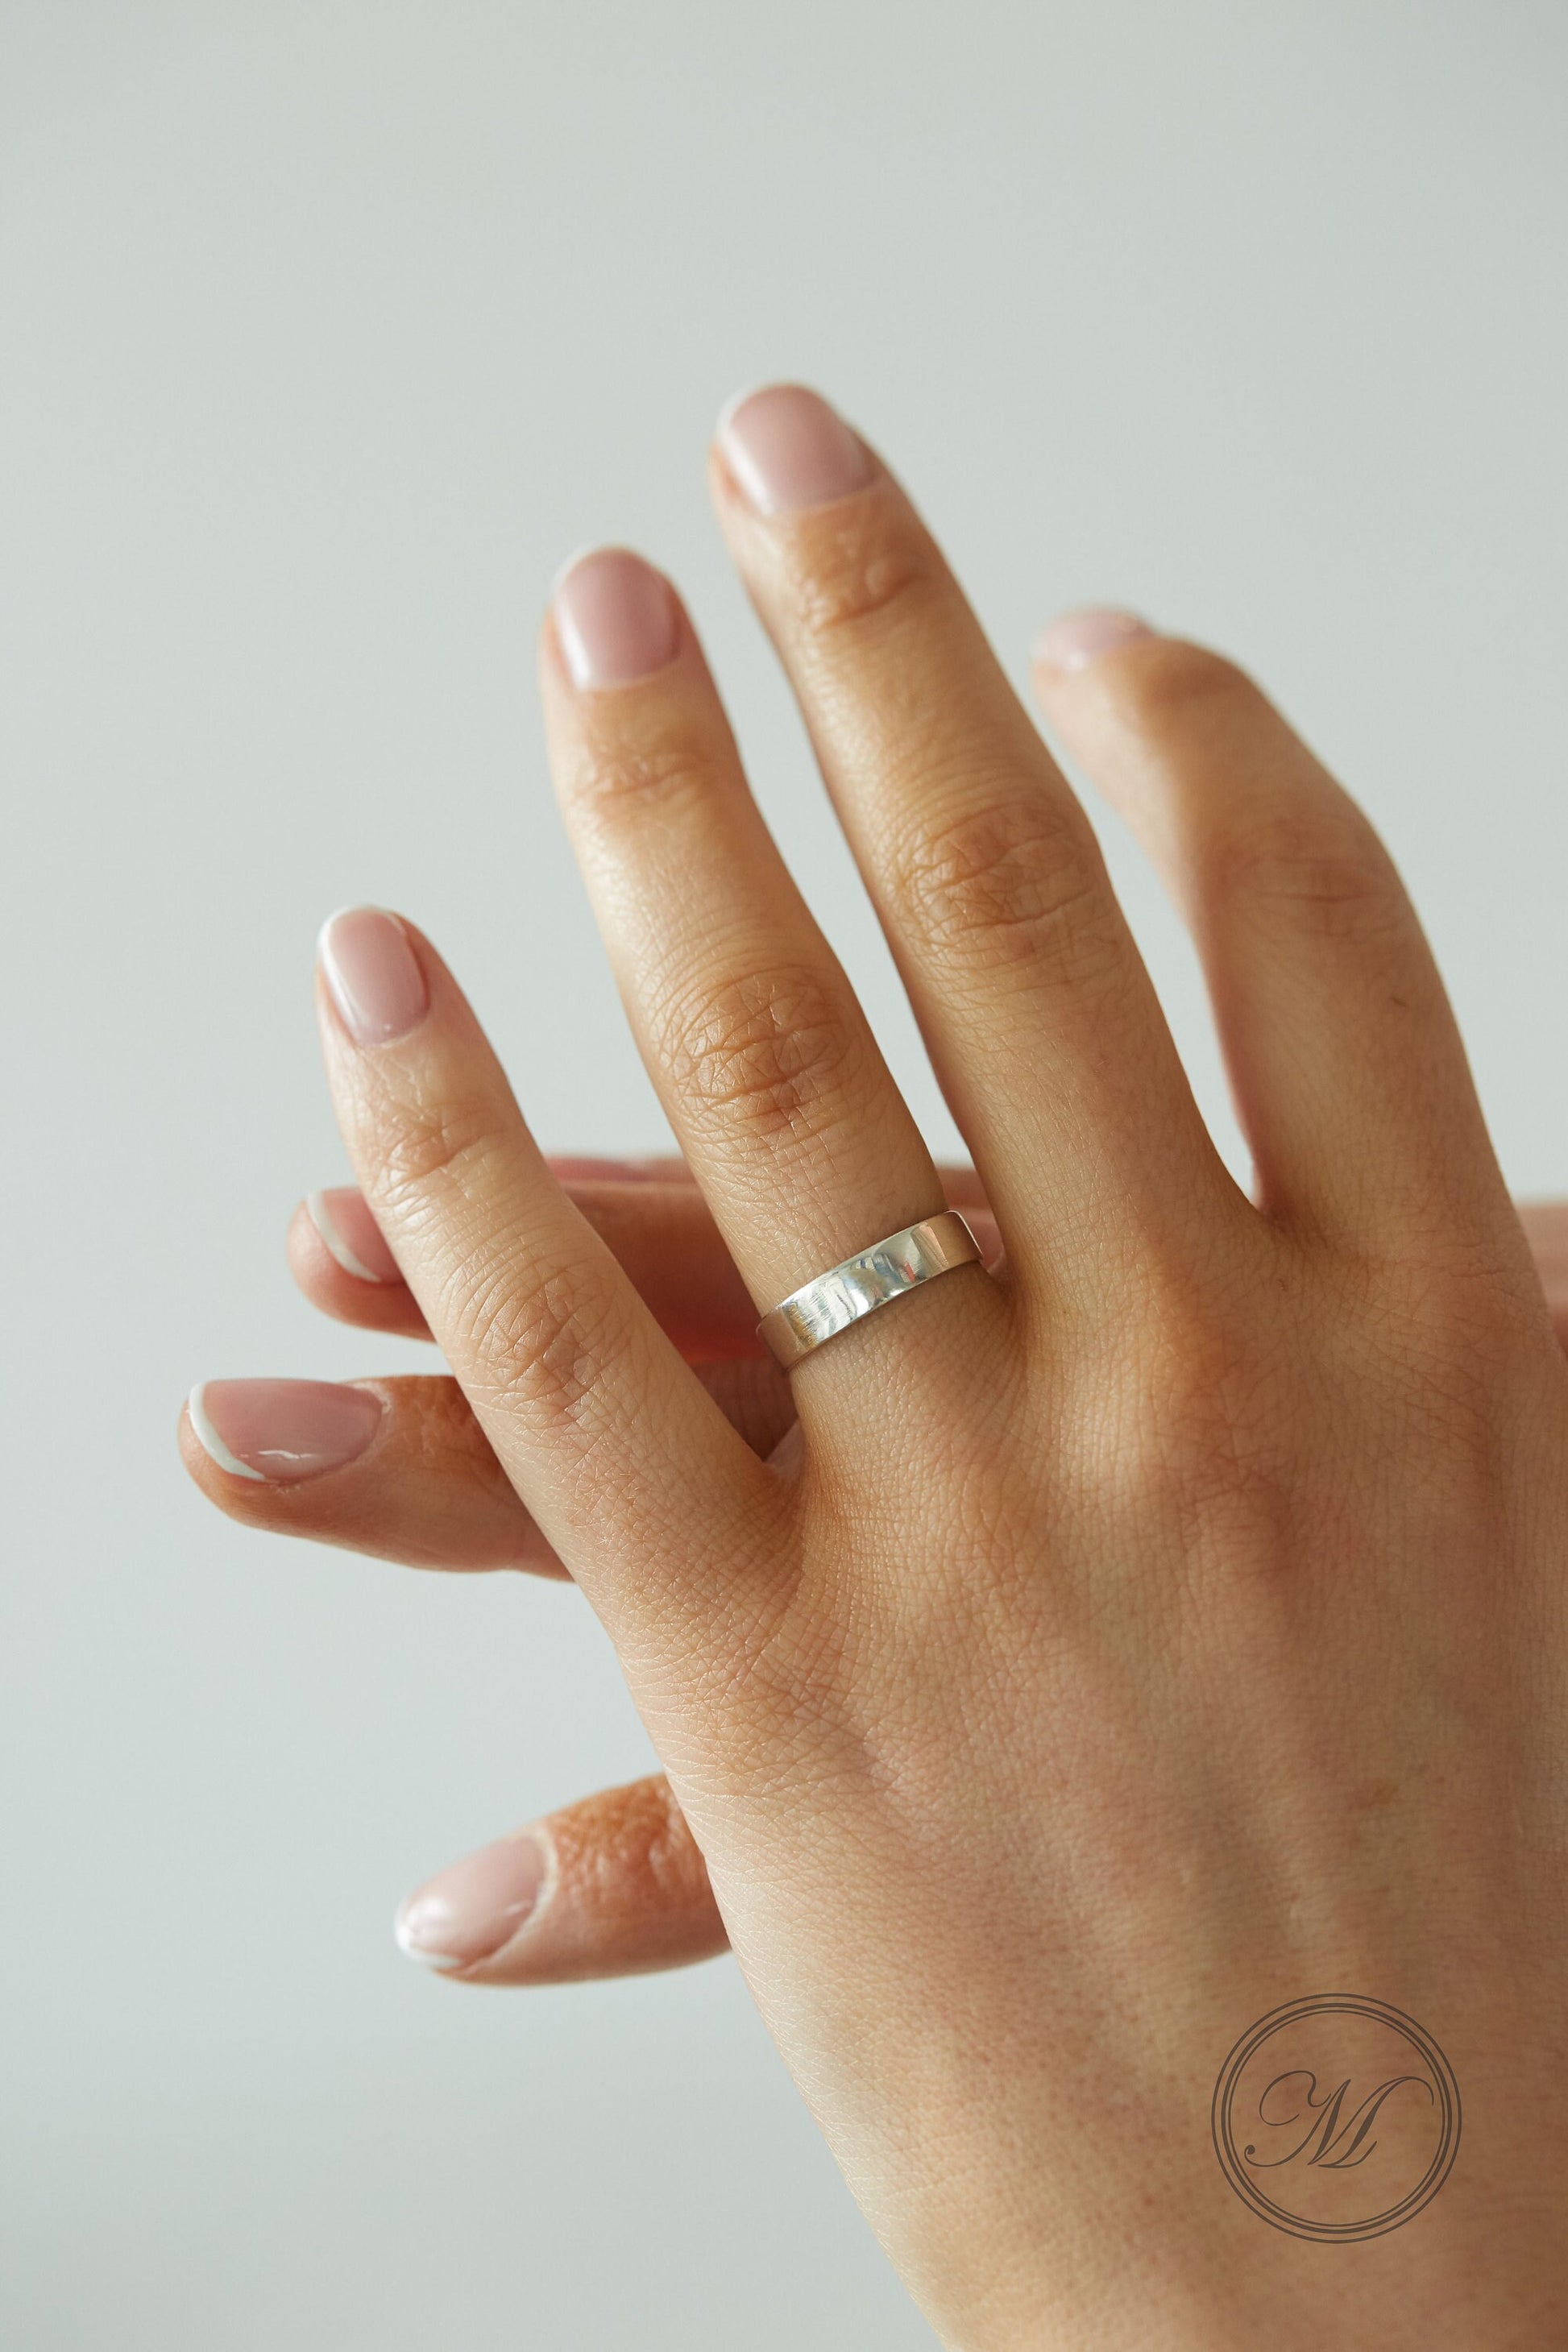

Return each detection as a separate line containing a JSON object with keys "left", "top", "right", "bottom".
{"left": 394, "top": 1827, "right": 558, "bottom": 1981}
{"left": 548, "top": 545, "right": 682, "bottom": 692}
{"left": 712, "top": 382, "right": 873, "bottom": 518}
{"left": 317, "top": 907, "right": 431, "bottom": 1049}
{"left": 392, "top": 1895, "right": 468, "bottom": 1973}
{"left": 183, "top": 1380, "right": 267, "bottom": 1482}
{"left": 392, "top": 1780, "right": 729, "bottom": 1989}
{"left": 1031, "top": 608, "right": 1156, "bottom": 680}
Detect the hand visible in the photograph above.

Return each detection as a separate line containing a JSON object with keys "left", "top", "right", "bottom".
{"left": 186, "top": 1157, "right": 999, "bottom": 1980}
{"left": 191, "top": 1163, "right": 1568, "bottom": 1995}
{"left": 182, "top": 384, "right": 1568, "bottom": 2349}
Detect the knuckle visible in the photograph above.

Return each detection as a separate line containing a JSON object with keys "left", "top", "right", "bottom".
{"left": 603, "top": 1778, "right": 708, "bottom": 1909}
{"left": 454, "top": 1251, "right": 634, "bottom": 1431}
{"left": 352, "top": 1093, "right": 645, "bottom": 1446}
{"left": 782, "top": 495, "right": 938, "bottom": 639}
{"left": 370, "top": 1082, "right": 507, "bottom": 1211}
{"left": 549, "top": 1776, "right": 724, "bottom": 1955}
{"left": 1214, "top": 809, "right": 1404, "bottom": 944}
{"left": 1073, "top": 1276, "right": 1297, "bottom": 1553}
{"left": 894, "top": 794, "right": 1122, "bottom": 982}
{"left": 1346, "top": 1246, "right": 1548, "bottom": 1422}
{"left": 1153, "top": 1336, "right": 1288, "bottom": 1513}
{"left": 656, "top": 962, "right": 866, "bottom": 1147}
{"left": 564, "top": 732, "right": 716, "bottom": 826}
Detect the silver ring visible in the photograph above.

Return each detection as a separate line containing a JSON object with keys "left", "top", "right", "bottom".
{"left": 757, "top": 1210, "right": 984, "bottom": 1370}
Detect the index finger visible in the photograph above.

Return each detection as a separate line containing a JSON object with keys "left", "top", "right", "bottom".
{"left": 313, "top": 906, "right": 786, "bottom": 1652}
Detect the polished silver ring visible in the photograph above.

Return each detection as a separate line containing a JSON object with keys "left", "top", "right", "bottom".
{"left": 757, "top": 1209, "right": 983, "bottom": 1370}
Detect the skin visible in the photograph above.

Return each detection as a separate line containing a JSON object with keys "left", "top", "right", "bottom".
{"left": 186, "top": 1175, "right": 1568, "bottom": 1999}
{"left": 180, "top": 393, "right": 1568, "bottom": 2347}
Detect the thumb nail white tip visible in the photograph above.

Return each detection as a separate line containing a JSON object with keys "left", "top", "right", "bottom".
{"left": 393, "top": 1903, "right": 466, "bottom": 1972}
{"left": 186, "top": 1384, "right": 264, "bottom": 1482}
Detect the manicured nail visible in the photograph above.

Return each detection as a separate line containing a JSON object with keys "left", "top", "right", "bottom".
{"left": 187, "top": 1379, "right": 384, "bottom": 1483}
{"left": 551, "top": 546, "right": 679, "bottom": 690}
{"left": 1032, "top": 608, "right": 1155, "bottom": 673}
{"left": 394, "top": 1828, "right": 554, "bottom": 1971}
{"left": 317, "top": 906, "right": 429, "bottom": 1047}
{"left": 716, "top": 383, "right": 871, "bottom": 516}
{"left": 305, "top": 1188, "right": 401, "bottom": 1284}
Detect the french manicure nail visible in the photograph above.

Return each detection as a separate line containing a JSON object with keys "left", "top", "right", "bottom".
{"left": 716, "top": 383, "right": 871, "bottom": 516}
{"left": 317, "top": 906, "right": 429, "bottom": 1046}
{"left": 305, "top": 1188, "right": 402, "bottom": 1284}
{"left": 1031, "top": 608, "right": 1155, "bottom": 673}
{"left": 394, "top": 1828, "right": 554, "bottom": 1971}
{"left": 187, "top": 1379, "right": 384, "bottom": 1483}
{"left": 552, "top": 546, "right": 679, "bottom": 690}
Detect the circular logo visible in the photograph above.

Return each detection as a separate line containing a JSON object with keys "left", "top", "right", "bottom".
{"left": 1212, "top": 1995, "right": 1460, "bottom": 2241}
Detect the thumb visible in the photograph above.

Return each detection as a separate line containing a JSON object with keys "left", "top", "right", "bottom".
{"left": 394, "top": 1773, "right": 727, "bottom": 1985}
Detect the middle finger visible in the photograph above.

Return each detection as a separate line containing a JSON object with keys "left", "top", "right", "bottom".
{"left": 711, "top": 384, "right": 1226, "bottom": 1306}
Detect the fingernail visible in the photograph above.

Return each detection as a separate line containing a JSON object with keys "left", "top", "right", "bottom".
{"left": 317, "top": 906, "right": 429, "bottom": 1047}
{"left": 394, "top": 1828, "right": 554, "bottom": 1971}
{"left": 1032, "top": 608, "right": 1155, "bottom": 673}
{"left": 716, "top": 382, "right": 871, "bottom": 516}
{"left": 551, "top": 546, "right": 679, "bottom": 690}
{"left": 187, "top": 1379, "right": 384, "bottom": 1483}
{"left": 305, "top": 1188, "right": 401, "bottom": 1284}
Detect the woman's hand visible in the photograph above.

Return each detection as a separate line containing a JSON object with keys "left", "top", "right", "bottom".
{"left": 186, "top": 1159, "right": 998, "bottom": 1981}
{"left": 181, "top": 385, "right": 1568, "bottom": 2350}
{"left": 190, "top": 1166, "right": 1568, "bottom": 1993}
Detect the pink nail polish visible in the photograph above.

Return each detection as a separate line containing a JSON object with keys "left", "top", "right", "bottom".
{"left": 551, "top": 546, "right": 679, "bottom": 690}
{"left": 317, "top": 907, "right": 429, "bottom": 1047}
{"left": 305, "top": 1188, "right": 402, "bottom": 1284}
{"left": 394, "top": 1829, "right": 554, "bottom": 1971}
{"left": 716, "top": 383, "right": 871, "bottom": 516}
{"left": 1031, "top": 608, "right": 1155, "bottom": 673}
{"left": 187, "top": 1379, "right": 384, "bottom": 1483}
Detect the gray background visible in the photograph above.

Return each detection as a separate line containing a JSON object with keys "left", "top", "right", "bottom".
{"left": 3, "top": 2, "right": 1566, "bottom": 2344}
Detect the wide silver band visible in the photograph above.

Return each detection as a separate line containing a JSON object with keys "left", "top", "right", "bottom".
{"left": 757, "top": 1209, "right": 983, "bottom": 1370}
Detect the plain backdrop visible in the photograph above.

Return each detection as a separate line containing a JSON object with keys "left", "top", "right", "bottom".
{"left": 3, "top": 2, "right": 1566, "bottom": 2344}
